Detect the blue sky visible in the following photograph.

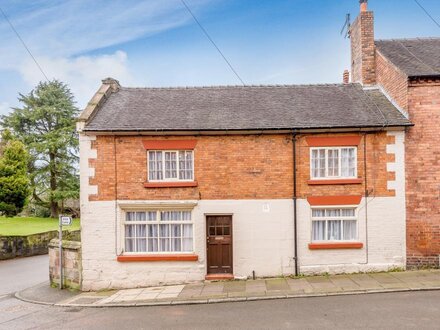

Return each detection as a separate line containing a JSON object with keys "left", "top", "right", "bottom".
{"left": 0, "top": 0, "right": 439, "bottom": 114}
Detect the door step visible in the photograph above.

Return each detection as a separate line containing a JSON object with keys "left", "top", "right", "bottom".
{"left": 205, "top": 274, "right": 234, "bottom": 281}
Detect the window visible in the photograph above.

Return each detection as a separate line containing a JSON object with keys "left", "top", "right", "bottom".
{"left": 311, "top": 208, "right": 357, "bottom": 241}
{"left": 310, "top": 147, "right": 357, "bottom": 179}
{"left": 124, "top": 210, "right": 193, "bottom": 253}
{"left": 148, "top": 150, "right": 194, "bottom": 182}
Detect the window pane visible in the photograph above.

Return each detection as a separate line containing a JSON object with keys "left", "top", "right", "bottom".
{"left": 147, "top": 211, "right": 157, "bottom": 221}
{"left": 341, "top": 209, "right": 355, "bottom": 217}
{"left": 312, "top": 209, "right": 325, "bottom": 218}
{"left": 125, "top": 239, "right": 135, "bottom": 252}
{"left": 126, "top": 212, "right": 135, "bottom": 221}
{"left": 125, "top": 224, "right": 135, "bottom": 238}
{"left": 312, "top": 221, "right": 326, "bottom": 241}
{"left": 343, "top": 220, "right": 357, "bottom": 240}
{"left": 328, "top": 149, "right": 339, "bottom": 176}
{"left": 326, "top": 209, "right": 341, "bottom": 217}
{"left": 136, "top": 212, "right": 146, "bottom": 221}
{"left": 182, "top": 224, "right": 193, "bottom": 251}
{"left": 165, "top": 152, "right": 177, "bottom": 179}
{"left": 186, "top": 152, "right": 193, "bottom": 180}
{"left": 327, "top": 220, "right": 342, "bottom": 240}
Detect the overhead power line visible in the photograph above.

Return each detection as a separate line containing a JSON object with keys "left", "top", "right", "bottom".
{"left": 0, "top": 6, "right": 50, "bottom": 81}
{"left": 180, "top": 0, "right": 245, "bottom": 85}
{"left": 414, "top": 0, "right": 440, "bottom": 29}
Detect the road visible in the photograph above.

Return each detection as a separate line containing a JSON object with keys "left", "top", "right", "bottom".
{"left": 0, "top": 255, "right": 48, "bottom": 296}
{"left": 0, "top": 290, "right": 439, "bottom": 330}
{"left": 0, "top": 256, "right": 439, "bottom": 329}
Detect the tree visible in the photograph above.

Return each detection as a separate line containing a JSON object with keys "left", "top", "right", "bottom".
{"left": 0, "top": 131, "right": 30, "bottom": 216}
{"left": 1, "top": 80, "right": 79, "bottom": 218}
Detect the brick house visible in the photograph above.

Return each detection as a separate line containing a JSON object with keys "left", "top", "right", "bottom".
{"left": 77, "top": 77, "right": 410, "bottom": 290}
{"left": 349, "top": 0, "right": 440, "bottom": 268}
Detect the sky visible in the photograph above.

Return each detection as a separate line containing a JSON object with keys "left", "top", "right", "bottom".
{"left": 0, "top": 0, "right": 439, "bottom": 115}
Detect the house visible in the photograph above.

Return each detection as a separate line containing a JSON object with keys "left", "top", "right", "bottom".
{"left": 77, "top": 79, "right": 410, "bottom": 290}
{"left": 350, "top": 0, "right": 440, "bottom": 268}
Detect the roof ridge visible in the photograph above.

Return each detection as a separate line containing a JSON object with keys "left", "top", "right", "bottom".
{"left": 375, "top": 37, "right": 440, "bottom": 42}
{"left": 120, "top": 83, "right": 359, "bottom": 90}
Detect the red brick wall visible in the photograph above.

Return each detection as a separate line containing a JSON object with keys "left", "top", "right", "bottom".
{"left": 376, "top": 51, "right": 408, "bottom": 111}
{"left": 89, "top": 133, "right": 394, "bottom": 202}
{"left": 405, "top": 78, "right": 440, "bottom": 268}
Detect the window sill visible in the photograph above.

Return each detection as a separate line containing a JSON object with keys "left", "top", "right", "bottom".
{"left": 117, "top": 254, "right": 199, "bottom": 262}
{"left": 307, "top": 179, "right": 363, "bottom": 185}
{"left": 308, "top": 242, "right": 363, "bottom": 250}
{"left": 143, "top": 181, "right": 198, "bottom": 188}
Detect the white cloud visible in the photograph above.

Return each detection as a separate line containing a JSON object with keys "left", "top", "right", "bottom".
{"left": 19, "top": 51, "right": 134, "bottom": 109}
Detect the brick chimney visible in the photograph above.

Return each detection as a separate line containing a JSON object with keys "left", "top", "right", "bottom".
{"left": 343, "top": 70, "right": 350, "bottom": 84}
{"left": 350, "top": 0, "right": 376, "bottom": 85}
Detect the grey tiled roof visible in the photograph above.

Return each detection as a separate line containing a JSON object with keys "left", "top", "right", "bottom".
{"left": 84, "top": 83, "right": 411, "bottom": 132}
{"left": 375, "top": 38, "right": 440, "bottom": 77}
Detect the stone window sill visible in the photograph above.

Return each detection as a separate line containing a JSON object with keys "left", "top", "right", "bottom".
{"left": 143, "top": 181, "right": 198, "bottom": 188}
{"left": 117, "top": 254, "right": 199, "bottom": 262}
{"left": 307, "top": 179, "right": 363, "bottom": 185}
{"left": 308, "top": 242, "right": 363, "bottom": 250}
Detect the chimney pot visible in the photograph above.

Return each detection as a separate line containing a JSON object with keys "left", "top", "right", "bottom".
{"left": 101, "top": 77, "right": 120, "bottom": 92}
{"left": 360, "top": 0, "right": 368, "bottom": 12}
{"left": 343, "top": 70, "right": 350, "bottom": 84}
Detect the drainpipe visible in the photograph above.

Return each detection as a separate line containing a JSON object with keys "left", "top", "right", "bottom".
{"left": 292, "top": 131, "right": 299, "bottom": 276}
{"left": 363, "top": 133, "right": 369, "bottom": 265}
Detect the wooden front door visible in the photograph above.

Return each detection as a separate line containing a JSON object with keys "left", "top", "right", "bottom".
{"left": 206, "top": 215, "right": 233, "bottom": 274}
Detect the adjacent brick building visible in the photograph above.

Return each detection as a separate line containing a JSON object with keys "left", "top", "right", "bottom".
{"left": 350, "top": 0, "right": 440, "bottom": 267}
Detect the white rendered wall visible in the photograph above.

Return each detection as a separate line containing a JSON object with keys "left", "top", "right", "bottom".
{"left": 81, "top": 199, "right": 295, "bottom": 291}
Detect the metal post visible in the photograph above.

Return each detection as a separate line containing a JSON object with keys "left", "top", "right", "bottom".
{"left": 59, "top": 215, "right": 63, "bottom": 290}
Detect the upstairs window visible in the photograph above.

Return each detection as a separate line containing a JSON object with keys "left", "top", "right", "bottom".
{"left": 148, "top": 150, "right": 194, "bottom": 182}
{"left": 310, "top": 147, "right": 357, "bottom": 179}
{"left": 311, "top": 208, "right": 357, "bottom": 242}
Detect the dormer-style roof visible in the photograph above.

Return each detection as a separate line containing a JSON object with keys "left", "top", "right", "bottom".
{"left": 375, "top": 38, "right": 440, "bottom": 78}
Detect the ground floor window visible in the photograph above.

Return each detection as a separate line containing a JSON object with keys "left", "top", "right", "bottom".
{"left": 124, "top": 210, "right": 193, "bottom": 253}
{"left": 311, "top": 208, "right": 357, "bottom": 241}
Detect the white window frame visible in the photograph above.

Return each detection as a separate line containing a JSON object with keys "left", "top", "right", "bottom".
{"left": 123, "top": 210, "right": 194, "bottom": 254}
{"left": 147, "top": 150, "right": 194, "bottom": 182}
{"left": 310, "top": 206, "right": 359, "bottom": 242}
{"left": 310, "top": 146, "right": 357, "bottom": 180}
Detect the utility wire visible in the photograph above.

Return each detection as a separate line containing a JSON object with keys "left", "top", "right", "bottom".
{"left": 180, "top": 0, "right": 245, "bottom": 85}
{"left": 414, "top": 0, "right": 440, "bottom": 29}
{"left": 0, "top": 6, "right": 50, "bottom": 81}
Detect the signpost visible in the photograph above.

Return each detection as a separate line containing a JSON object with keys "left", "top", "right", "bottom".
{"left": 58, "top": 215, "right": 72, "bottom": 290}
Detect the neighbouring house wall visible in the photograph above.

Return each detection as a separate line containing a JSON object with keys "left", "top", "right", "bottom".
{"left": 375, "top": 51, "right": 409, "bottom": 113}
{"left": 405, "top": 79, "right": 440, "bottom": 268}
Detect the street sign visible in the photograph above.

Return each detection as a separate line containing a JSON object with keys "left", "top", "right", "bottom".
{"left": 60, "top": 216, "right": 72, "bottom": 226}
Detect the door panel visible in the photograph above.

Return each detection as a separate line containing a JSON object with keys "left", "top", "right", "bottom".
{"left": 206, "top": 216, "right": 233, "bottom": 274}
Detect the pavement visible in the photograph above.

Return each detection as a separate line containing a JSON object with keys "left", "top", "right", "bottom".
{"left": 15, "top": 269, "right": 440, "bottom": 307}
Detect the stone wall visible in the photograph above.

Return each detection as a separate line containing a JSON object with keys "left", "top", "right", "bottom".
{"left": 49, "top": 239, "right": 82, "bottom": 290}
{"left": 0, "top": 230, "right": 80, "bottom": 260}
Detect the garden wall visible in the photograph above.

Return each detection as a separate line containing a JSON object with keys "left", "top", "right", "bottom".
{"left": 0, "top": 230, "right": 80, "bottom": 260}
{"left": 49, "top": 239, "right": 82, "bottom": 290}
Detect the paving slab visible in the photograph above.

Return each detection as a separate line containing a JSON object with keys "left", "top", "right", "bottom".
{"left": 330, "top": 275, "right": 361, "bottom": 291}
{"left": 286, "top": 278, "right": 315, "bottom": 293}
{"left": 265, "top": 279, "right": 289, "bottom": 291}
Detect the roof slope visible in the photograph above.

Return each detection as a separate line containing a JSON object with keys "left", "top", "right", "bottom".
{"left": 84, "top": 83, "right": 411, "bottom": 132}
{"left": 375, "top": 38, "right": 440, "bottom": 77}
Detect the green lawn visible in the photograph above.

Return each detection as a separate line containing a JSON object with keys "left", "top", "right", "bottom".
{"left": 0, "top": 217, "right": 80, "bottom": 236}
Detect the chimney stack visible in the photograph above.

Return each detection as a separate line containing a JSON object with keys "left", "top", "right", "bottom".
{"left": 350, "top": 0, "right": 376, "bottom": 85}
{"left": 343, "top": 70, "right": 350, "bottom": 84}
{"left": 360, "top": 0, "right": 368, "bottom": 12}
